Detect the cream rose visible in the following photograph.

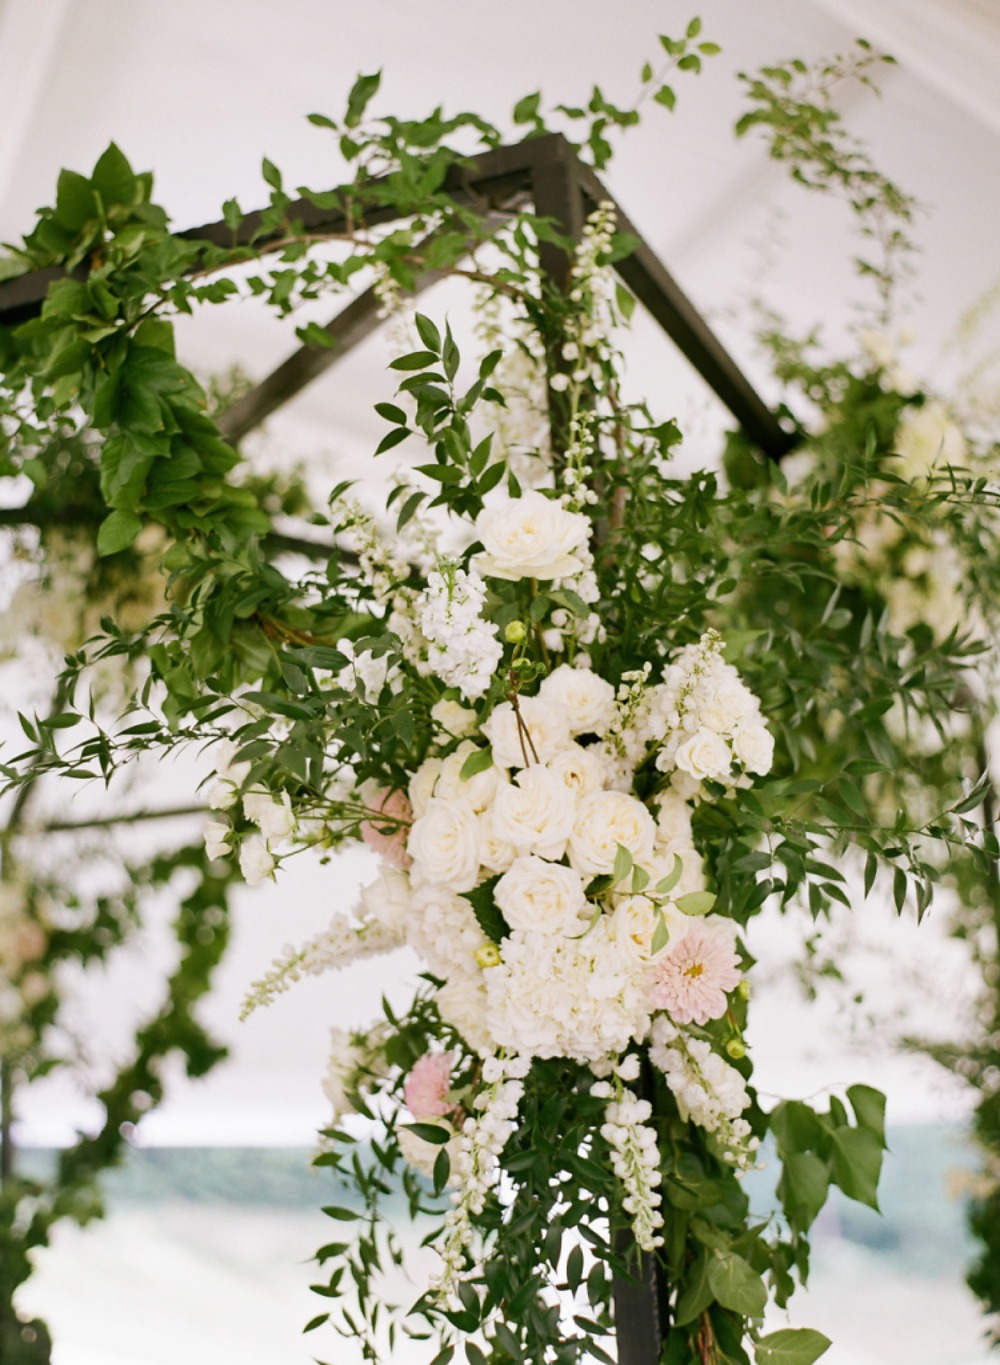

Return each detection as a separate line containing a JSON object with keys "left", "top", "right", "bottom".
{"left": 408, "top": 757, "right": 443, "bottom": 817}
{"left": 539, "top": 664, "right": 616, "bottom": 736}
{"left": 431, "top": 698, "right": 478, "bottom": 738}
{"left": 494, "top": 855, "right": 587, "bottom": 935}
{"left": 732, "top": 723, "right": 774, "bottom": 776}
{"left": 243, "top": 788, "right": 294, "bottom": 843}
{"left": 434, "top": 740, "right": 505, "bottom": 811}
{"left": 474, "top": 490, "right": 590, "bottom": 581}
{"left": 568, "top": 790, "right": 656, "bottom": 876}
{"left": 483, "top": 695, "right": 572, "bottom": 769}
{"left": 477, "top": 807, "right": 519, "bottom": 875}
{"left": 546, "top": 743, "right": 607, "bottom": 799}
{"left": 491, "top": 766, "right": 576, "bottom": 861}
{"left": 610, "top": 894, "right": 689, "bottom": 963}
{"left": 673, "top": 727, "right": 732, "bottom": 783}
{"left": 407, "top": 798, "right": 482, "bottom": 892}
{"left": 239, "top": 833, "right": 275, "bottom": 886}
{"left": 699, "top": 677, "right": 758, "bottom": 736}
{"left": 655, "top": 790, "right": 693, "bottom": 844}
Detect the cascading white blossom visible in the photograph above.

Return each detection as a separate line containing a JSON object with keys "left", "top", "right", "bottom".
{"left": 418, "top": 564, "right": 503, "bottom": 701}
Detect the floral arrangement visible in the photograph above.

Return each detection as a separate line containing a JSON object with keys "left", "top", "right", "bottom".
{"left": 1, "top": 24, "right": 998, "bottom": 1365}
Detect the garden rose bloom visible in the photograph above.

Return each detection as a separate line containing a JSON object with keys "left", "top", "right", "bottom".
{"left": 731, "top": 724, "right": 774, "bottom": 776}
{"left": 203, "top": 819, "right": 231, "bottom": 861}
{"left": 360, "top": 786, "right": 413, "bottom": 869}
{"left": 492, "top": 767, "right": 576, "bottom": 860}
{"left": 407, "top": 798, "right": 481, "bottom": 892}
{"left": 244, "top": 788, "right": 295, "bottom": 843}
{"left": 650, "top": 920, "right": 741, "bottom": 1025}
{"left": 546, "top": 743, "right": 606, "bottom": 798}
{"left": 673, "top": 727, "right": 732, "bottom": 783}
{"left": 239, "top": 833, "right": 275, "bottom": 886}
{"left": 568, "top": 790, "right": 656, "bottom": 876}
{"left": 483, "top": 696, "right": 572, "bottom": 769}
{"left": 539, "top": 664, "right": 615, "bottom": 736}
{"left": 494, "top": 856, "right": 586, "bottom": 935}
{"left": 474, "top": 490, "right": 590, "bottom": 581}
{"left": 404, "top": 1051, "right": 455, "bottom": 1120}
{"left": 610, "top": 894, "right": 689, "bottom": 964}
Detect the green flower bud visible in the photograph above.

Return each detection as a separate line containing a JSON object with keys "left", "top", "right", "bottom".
{"left": 725, "top": 1037, "right": 746, "bottom": 1060}
{"left": 504, "top": 620, "right": 528, "bottom": 645}
{"left": 475, "top": 942, "right": 502, "bottom": 969}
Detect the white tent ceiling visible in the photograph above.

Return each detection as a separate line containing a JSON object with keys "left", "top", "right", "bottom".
{"left": 1, "top": 0, "right": 998, "bottom": 1141}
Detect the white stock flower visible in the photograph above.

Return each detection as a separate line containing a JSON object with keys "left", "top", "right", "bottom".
{"left": 474, "top": 490, "right": 591, "bottom": 581}
{"left": 494, "top": 856, "right": 587, "bottom": 935}
{"left": 419, "top": 565, "right": 503, "bottom": 700}
{"left": 483, "top": 695, "right": 572, "bottom": 769}
{"left": 491, "top": 766, "right": 576, "bottom": 860}
{"left": 239, "top": 834, "right": 276, "bottom": 886}
{"left": 407, "top": 798, "right": 482, "bottom": 892}
{"left": 243, "top": 789, "right": 295, "bottom": 843}
{"left": 539, "top": 664, "right": 615, "bottom": 736}
{"left": 568, "top": 790, "right": 656, "bottom": 876}
{"left": 673, "top": 727, "right": 732, "bottom": 783}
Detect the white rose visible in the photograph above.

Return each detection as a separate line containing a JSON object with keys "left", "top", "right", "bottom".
{"left": 546, "top": 743, "right": 607, "bottom": 799}
{"left": 483, "top": 695, "right": 572, "bottom": 769}
{"left": 491, "top": 766, "right": 576, "bottom": 861}
{"left": 431, "top": 698, "right": 477, "bottom": 738}
{"left": 243, "top": 788, "right": 295, "bottom": 843}
{"left": 494, "top": 856, "right": 586, "bottom": 935}
{"left": 436, "top": 973, "right": 492, "bottom": 1055}
{"left": 407, "top": 798, "right": 482, "bottom": 892}
{"left": 408, "top": 757, "right": 443, "bottom": 817}
{"left": 203, "top": 819, "right": 231, "bottom": 861}
{"left": 673, "top": 727, "right": 732, "bottom": 783}
{"left": 477, "top": 807, "right": 518, "bottom": 875}
{"left": 539, "top": 664, "right": 615, "bottom": 736}
{"left": 474, "top": 490, "right": 591, "bottom": 581}
{"left": 205, "top": 738, "right": 252, "bottom": 810}
{"left": 645, "top": 841, "right": 705, "bottom": 898}
{"left": 732, "top": 723, "right": 774, "bottom": 776}
{"left": 434, "top": 741, "right": 505, "bottom": 811}
{"left": 239, "top": 833, "right": 275, "bottom": 886}
{"left": 610, "top": 894, "right": 682, "bottom": 963}
{"left": 568, "top": 791, "right": 656, "bottom": 876}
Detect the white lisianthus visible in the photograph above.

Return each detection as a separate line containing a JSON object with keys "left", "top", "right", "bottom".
{"left": 431, "top": 698, "right": 478, "bottom": 738}
{"left": 434, "top": 741, "right": 505, "bottom": 811}
{"left": 673, "top": 728, "right": 732, "bottom": 783}
{"left": 732, "top": 723, "right": 774, "bottom": 776}
{"left": 539, "top": 664, "right": 615, "bottom": 736}
{"left": 491, "top": 766, "right": 576, "bottom": 861}
{"left": 546, "top": 743, "right": 607, "bottom": 799}
{"left": 568, "top": 790, "right": 656, "bottom": 876}
{"left": 474, "top": 490, "right": 591, "bottom": 581}
{"left": 239, "top": 833, "right": 276, "bottom": 886}
{"left": 408, "top": 757, "right": 443, "bottom": 817}
{"left": 203, "top": 819, "right": 231, "bottom": 861}
{"left": 494, "top": 856, "right": 587, "bottom": 935}
{"left": 407, "top": 798, "right": 482, "bottom": 892}
{"left": 483, "top": 695, "right": 572, "bottom": 769}
{"left": 243, "top": 788, "right": 295, "bottom": 843}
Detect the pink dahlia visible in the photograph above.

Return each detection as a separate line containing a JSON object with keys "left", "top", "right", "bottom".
{"left": 650, "top": 921, "right": 741, "bottom": 1026}
{"left": 360, "top": 786, "right": 413, "bottom": 869}
{"left": 404, "top": 1051, "right": 455, "bottom": 1121}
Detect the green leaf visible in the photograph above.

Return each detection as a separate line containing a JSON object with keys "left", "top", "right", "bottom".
{"left": 674, "top": 1251, "right": 713, "bottom": 1326}
{"left": 460, "top": 747, "right": 493, "bottom": 781}
{"left": 461, "top": 877, "right": 507, "bottom": 944}
{"left": 345, "top": 70, "right": 381, "bottom": 127}
{"left": 321, "top": 1205, "right": 360, "bottom": 1221}
{"left": 780, "top": 1151, "right": 829, "bottom": 1230}
{"left": 847, "top": 1084, "right": 886, "bottom": 1144}
{"left": 612, "top": 843, "right": 633, "bottom": 885}
{"left": 375, "top": 401, "right": 408, "bottom": 424}
{"left": 830, "top": 1125, "right": 883, "bottom": 1209}
{"left": 97, "top": 509, "right": 143, "bottom": 557}
{"left": 92, "top": 142, "right": 137, "bottom": 206}
{"left": 414, "top": 313, "right": 441, "bottom": 353}
{"left": 755, "top": 1329, "right": 831, "bottom": 1365}
{"left": 401, "top": 1122, "right": 451, "bottom": 1145}
{"left": 261, "top": 157, "right": 282, "bottom": 191}
{"left": 654, "top": 855, "right": 683, "bottom": 897}
{"left": 654, "top": 86, "right": 677, "bottom": 111}
{"left": 674, "top": 890, "right": 716, "bottom": 916}
{"left": 513, "top": 92, "right": 541, "bottom": 124}
{"left": 389, "top": 349, "right": 438, "bottom": 371}
{"left": 706, "top": 1250, "right": 767, "bottom": 1317}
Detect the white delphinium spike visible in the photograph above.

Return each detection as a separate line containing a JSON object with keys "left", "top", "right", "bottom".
{"left": 595, "top": 1068, "right": 664, "bottom": 1252}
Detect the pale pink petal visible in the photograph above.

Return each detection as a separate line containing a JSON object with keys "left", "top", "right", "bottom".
{"left": 361, "top": 787, "right": 413, "bottom": 869}
{"left": 650, "top": 921, "right": 741, "bottom": 1026}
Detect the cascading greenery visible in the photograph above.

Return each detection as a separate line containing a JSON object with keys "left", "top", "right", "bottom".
{"left": 0, "top": 22, "right": 997, "bottom": 1365}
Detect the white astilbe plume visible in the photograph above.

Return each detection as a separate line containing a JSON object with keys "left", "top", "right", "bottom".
{"left": 648, "top": 1017, "right": 758, "bottom": 1170}
{"left": 430, "top": 1052, "right": 529, "bottom": 1298}
{"left": 241, "top": 911, "right": 405, "bottom": 1018}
